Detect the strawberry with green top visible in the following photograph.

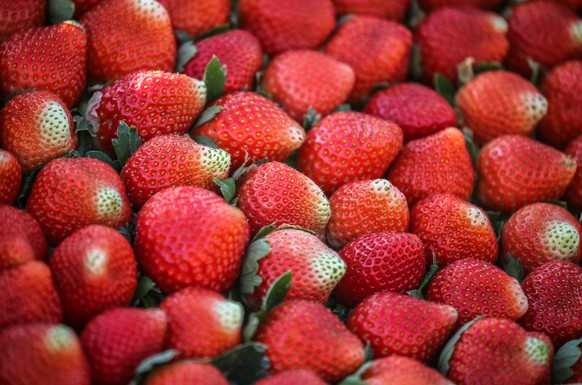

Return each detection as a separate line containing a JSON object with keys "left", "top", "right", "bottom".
{"left": 144, "top": 361, "right": 229, "bottom": 385}
{"left": 0, "top": 206, "right": 47, "bottom": 271}
{"left": 0, "top": 150, "right": 21, "bottom": 205}
{"left": 158, "top": 0, "right": 230, "bottom": 38}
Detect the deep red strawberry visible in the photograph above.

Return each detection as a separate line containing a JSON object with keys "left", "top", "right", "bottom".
{"left": 332, "top": 0, "right": 411, "bottom": 21}
{"left": 418, "top": 0, "right": 502, "bottom": 10}
{"left": 158, "top": 0, "right": 230, "bottom": 37}
{"left": 346, "top": 356, "right": 452, "bottom": 385}
{"left": 144, "top": 361, "right": 229, "bottom": 385}
{"left": 0, "top": 150, "right": 21, "bottom": 205}
{"left": 254, "top": 369, "right": 327, "bottom": 385}
{"left": 565, "top": 135, "right": 582, "bottom": 212}
{"left": 0, "top": 206, "right": 47, "bottom": 271}
{"left": 71, "top": 0, "right": 104, "bottom": 17}
{"left": 0, "top": 0, "right": 45, "bottom": 42}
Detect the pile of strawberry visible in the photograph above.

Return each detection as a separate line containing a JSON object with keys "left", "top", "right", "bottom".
{"left": 0, "top": 0, "right": 581, "bottom": 384}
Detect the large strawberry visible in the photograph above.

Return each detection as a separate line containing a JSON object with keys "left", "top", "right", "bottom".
{"left": 0, "top": 0, "right": 45, "bottom": 42}
{"left": 0, "top": 150, "right": 21, "bottom": 205}
{"left": 0, "top": 206, "right": 47, "bottom": 271}
{"left": 158, "top": 0, "right": 230, "bottom": 37}
{"left": 418, "top": 0, "right": 502, "bottom": 11}
{"left": 144, "top": 361, "right": 229, "bottom": 385}
{"left": 332, "top": 0, "right": 411, "bottom": 21}
{"left": 254, "top": 369, "right": 327, "bottom": 385}
{"left": 565, "top": 135, "right": 582, "bottom": 212}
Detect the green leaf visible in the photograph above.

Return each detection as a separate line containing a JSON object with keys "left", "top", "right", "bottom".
{"left": 252, "top": 224, "right": 277, "bottom": 242}
{"left": 175, "top": 30, "right": 195, "bottom": 44}
{"left": 132, "top": 276, "right": 156, "bottom": 303}
{"left": 175, "top": 41, "right": 197, "bottom": 73}
{"left": 302, "top": 107, "right": 321, "bottom": 131}
{"left": 438, "top": 317, "right": 483, "bottom": 376}
{"left": 48, "top": 0, "right": 75, "bottom": 24}
{"left": 133, "top": 350, "right": 179, "bottom": 379}
{"left": 204, "top": 56, "right": 227, "bottom": 105}
{"left": 242, "top": 312, "right": 261, "bottom": 342}
{"left": 86, "top": 151, "right": 120, "bottom": 171}
{"left": 194, "top": 105, "right": 222, "bottom": 128}
{"left": 364, "top": 343, "right": 374, "bottom": 363}
{"left": 262, "top": 271, "right": 292, "bottom": 313}
{"left": 504, "top": 252, "right": 525, "bottom": 283}
{"left": 211, "top": 342, "right": 270, "bottom": 385}
{"left": 232, "top": 153, "right": 256, "bottom": 181}
{"left": 112, "top": 121, "right": 142, "bottom": 167}
{"left": 407, "top": 257, "right": 439, "bottom": 299}
{"left": 434, "top": 73, "right": 456, "bottom": 106}
{"left": 16, "top": 164, "right": 45, "bottom": 209}
{"left": 463, "top": 129, "right": 479, "bottom": 166}
{"left": 334, "top": 104, "right": 352, "bottom": 112}
{"left": 239, "top": 239, "right": 272, "bottom": 295}
{"left": 199, "top": 24, "right": 231, "bottom": 40}
{"left": 255, "top": 89, "right": 271, "bottom": 99}
{"left": 214, "top": 178, "right": 236, "bottom": 204}
{"left": 337, "top": 362, "right": 373, "bottom": 385}
{"left": 473, "top": 61, "right": 503, "bottom": 75}
{"left": 552, "top": 337, "right": 582, "bottom": 384}
{"left": 74, "top": 115, "right": 97, "bottom": 136}
{"left": 193, "top": 135, "right": 219, "bottom": 149}
{"left": 528, "top": 59, "right": 541, "bottom": 86}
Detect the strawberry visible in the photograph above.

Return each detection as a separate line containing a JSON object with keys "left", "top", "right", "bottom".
{"left": 0, "top": 21, "right": 86, "bottom": 108}
{"left": 254, "top": 300, "right": 365, "bottom": 382}
{"left": 505, "top": 1, "right": 582, "bottom": 77}
{"left": 418, "top": 0, "right": 502, "bottom": 11}
{"left": 457, "top": 70, "right": 548, "bottom": 145}
{"left": 49, "top": 225, "right": 138, "bottom": 329}
{"left": 182, "top": 30, "right": 263, "bottom": 95}
{"left": 0, "top": 323, "right": 90, "bottom": 385}
{"left": 144, "top": 361, "right": 229, "bottom": 385}
{"left": 519, "top": 261, "right": 582, "bottom": 348}
{"left": 192, "top": 92, "right": 305, "bottom": 170}
{"left": 0, "top": 0, "right": 45, "bottom": 42}
{"left": 426, "top": 258, "right": 528, "bottom": 326}
{"left": 565, "top": 135, "right": 582, "bottom": 212}
{"left": 501, "top": 203, "right": 582, "bottom": 274}
{"left": 86, "top": 71, "right": 206, "bottom": 154}
{"left": 410, "top": 194, "right": 498, "bottom": 266}
{"left": 240, "top": 228, "right": 346, "bottom": 310}
{"left": 0, "top": 150, "right": 21, "bottom": 205}
{"left": 0, "top": 261, "right": 62, "bottom": 329}
{"left": 134, "top": 186, "right": 250, "bottom": 294}
{"left": 0, "top": 91, "right": 78, "bottom": 173}
{"left": 261, "top": 50, "right": 356, "bottom": 121}
{"left": 80, "top": 0, "right": 176, "bottom": 83}
{"left": 332, "top": 0, "right": 411, "bottom": 21}
{"left": 235, "top": 161, "right": 331, "bottom": 239}
{"left": 254, "top": 369, "right": 327, "bottom": 385}
{"left": 324, "top": 16, "right": 412, "bottom": 103}
{"left": 386, "top": 128, "right": 475, "bottom": 207}
{"left": 347, "top": 292, "right": 458, "bottom": 361}
{"left": 538, "top": 61, "right": 582, "bottom": 149}
{"left": 536, "top": 0, "right": 582, "bottom": 11}
{"left": 0, "top": 206, "right": 47, "bottom": 271}
{"left": 415, "top": 7, "right": 509, "bottom": 84}
{"left": 297, "top": 112, "right": 403, "bottom": 195}
{"left": 239, "top": 0, "right": 335, "bottom": 56}
{"left": 71, "top": 0, "right": 104, "bottom": 17}
{"left": 334, "top": 232, "right": 426, "bottom": 308}
{"left": 476, "top": 135, "right": 576, "bottom": 213}
{"left": 81, "top": 308, "right": 168, "bottom": 385}
{"left": 158, "top": 0, "right": 230, "bottom": 37}
{"left": 364, "top": 83, "right": 457, "bottom": 142}
{"left": 26, "top": 158, "right": 132, "bottom": 246}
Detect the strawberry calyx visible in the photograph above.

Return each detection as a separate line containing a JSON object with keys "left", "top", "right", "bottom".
{"left": 204, "top": 56, "right": 227, "bottom": 104}
{"left": 175, "top": 41, "right": 197, "bottom": 73}
{"left": 112, "top": 121, "right": 142, "bottom": 167}
{"left": 504, "top": 252, "right": 525, "bottom": 283}
{"left": 434, "top": 73, "right": 456, "bottom": 106}
{"left": 48, "top": 0, "right": 75, "bottom": 25}
{"left": 407, "top": 256, "right": 439, "bottom": 299}
{"left": 552, "top": 337, "right": 582, "bottom": 384}
{"left": 438, "top": 316, "right": 484, "bottom": 376}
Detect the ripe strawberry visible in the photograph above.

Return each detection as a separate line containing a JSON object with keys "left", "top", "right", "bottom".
{"left": 386, "top": 128, "right": 475, "bottom": 207}
{"left": 505, "top": 1, "right": 582, "bottom": 77}
{"left": 476, "top": 135, "right": 576, "bottom": 213}
{"left": 0, "top": 150, "right": 21, "bottom": 205}
{"left": 0, "top": 21, "right": 86, "bottom": 108}
{"left": 536, "top": 0, "right": 582, "bottom": 11}
{"left": 262, "top": 50, "right": 356, "bottom": 121}
{"left": 418, "top": 0, "right": 502, "bottom": 11}
{"left": 332, "top": 0, "right": 411, "bottom": 21}
{"left": 182, "top": 30, "right": 263, "bottom": 95}
{"left": 81, "top": 308, "right": 168, "bottom": 385}
{"left": 254, "top": 300, "right": 365, "bottom": 382}
{"left": 144, "top": 361, "right": 229, "bottom": 385}
{"left": 0, "top": 261, "right": 62, "bottom": 329}
{"left": 240, "top": 228, "right": 346, "bottom": 310}
{"left": 0, "top": 91, "right": 78, "bottom": 173}
{"left": 519, "top": 261, "right": 582, "bottom": 348}
{"left": 161, "top": 286, "right": 243, "bottom": 358}
{"left": 347, "top": 356, "right": 453, "bottom": 385}
{"left": 0, "top": 323, "right": 90, "bottom": 385}
{"left": 334, "top": 232, "right": 426, "bottom": 308}
{"left": 565, "top": 135, "right": 582, "bottom": 212}
{"left": 135, "top": 186, "right": 250, "bottom": 294}
{"left": 410, "top": 194, "right": 498, "bottom": 266}
{"left": 538, "top": 61, "right": 582, "bottom": 149}
{"left": 80, "top": 0, "right": 176, "bottom": 83}
{"left": 297, "top": 112, "right": 403, "bottom": 195}
{"left": 193, "top": 92, "right": 305, "bottom": 170}
{"left": 26, "top": 158, "right": 132, "bottom": 246}
{"left": 0, "top": 0, "right": 45, "bottom": 41}
{"left": 239, "top": 0, "right": 335, "bottom": 56}
{"left": 415, "top": 7, "right": 509, "bottom": 84}
{"left": 325, "top": 16, "right": 412, "bottom": 103}
{"left": 71, "top": 0, "right": 104, "bottom": 17}
{"left": 254, "top": 369, "right": 327, "bottom": 385}
{"left": 457, "top": 70, "right": 548, "bottom": 145}
{"left": 364, "top": 83, "right": 457, "bottom": 142}
{"left": 347, "top": 292, "right": 458, "bottom": 361}
{"left": 158, "top": 0, "right": 230, "bottom": 37}
{"left": 0, "top": 206, "right": 47, "bottom": 271}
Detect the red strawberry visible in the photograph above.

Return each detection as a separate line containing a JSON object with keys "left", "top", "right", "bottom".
{"left": 534, "top": 0, "right": 582, "bottom": 11}
{"left": 418, "top": 0, "right": 502, "bottom": 11}
{"left": 297, "top": 112, "right": 403, "bottom": 195}
{"left": 144, "top": 361, "right": 229, "bottom": 385}
{"left": 476, "top": 135, "right": 576, "bottom": 213}
{"left": 538, "top": 61, "right": 582, "bottom": 149}
{"left": 235, "top": 161, "right": 331, "bottom": 239}
{"left": 0, "top": 261, "right": 62, "bottom": 328}
{"left": 80, "top": 0, "right": 176, "bottom": 83}
{"left": 49, "top": 225, "right": 138, "bottom": 329}
{"left": 71, "top": 0, "right": 104, "bottom": 17}
{"left": 457, "top": 70, "right": 548, "bottom": 145}
{"left": 158, "top": 0, "right": 230, "bottom": 37}
{"left": 161, "top": 286, "right": 243, "bottom": 358}
{"left": 346, "top": 356, "right": 453, "bottom": 385}
{"left": 0, "top": 21, "right": 87, "bottom": 108}
{"left": 26, "top": 158, "right": 132, "bottom": 246}
{"left": 254, "top": 369, "right": 327, "bottom": 385}
{"left": 505, "top": 1, "right": 582, "bottom": 77}
{"left": 325, "top": 16, "right": 412, "bottom": 103}
{"left": 0, "top": 150, "right": 21, "bottom": 205}
{"left": 0, "top": 0, "right": 45, "bottom": 42}
{"left": 0, "top": 91, "right": 78, "bottom": 173}
{"left": 134, "top": 186, "right": 250, "bottom": 294}
{"left": 239, "top": 0, "right": 335, "bottom": 56}
{"left": 364, "top": 83, "right": 457, "bottom": 142}
{"left": 410, "top": 194, "right": 498, "bottom": 266}
{"left": 81, "top": 308, "right": 168, "bottom": 385}
{"left": 0, "top": 323, "right": 90, "bottom": 385}
{"left": 386, "top": 128, "right": 475, "bottom": 207}
{"left": 0, "top": 206, "right": 47, "bottom": 271}
{"left": 334, "top": 232, "right": 426, "bottom": 308}
{"left": 262, "top": 50, "right": 356, "bottom": 121}
{"left": 193, "top": 92, "right": 305, "bottom": 170}
{"left": 347, "top": 292, "right": 458, "bottom": 361}
{"left": 254, "top": 300, "right": 365, "bottom": 382}
{"left": 332, "top": 0, "right": 411, "bottom": 21}
{"left": 415, "top": 7, "right": 509, "bottom": 84}
{"left": 182, "top": 30, "right": 263, "bottom": 95}
{"left": 426, "top": 258, "right": 528, "bottom": 326}
{"left": 565, "top": 135, "right": 582, "bottom": 212}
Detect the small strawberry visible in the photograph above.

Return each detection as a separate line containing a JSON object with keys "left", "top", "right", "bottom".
{"left": 0, "top": 150, "right": 21, "bottom": 205}
{"left": 0, "top": 90, "right": 78, "bottom": 173}
{"left": 418, "top": 0, "right": 503, "bottom": 11}
{"left": 476, "top": 135, "right": 576, "bottom": 213}
{"left": 334, "top": 232, "right": 426, "bottom": 308}
{"left": 254, "top": 369, "right": 327, "bottom": 385}
{"left": 26, "top": 158, "right": 132, "bottom": 246}
{"left": 332, "top": 0, "right": 411, "bottom": 21}
{"left": 144, "top": 361, "right": 229, "bottom": 385}
{"left": 364, "top": 83, "right": 457, "bottom": 142}
{"left": 347, "top": 292, "right": 458, "bottom": 361}
{"left": 158, "top": 0, "right": 230, "bottom": 37}
{"left": 0, "top": 206, "right": 47, "bottom": 271}
{"left": 565, "top": 135, "right": 582, "bottom": 212}
{"left": 0, "top": 0, "right": 45, "bottom": 42}
{"left": 262, "top": 50, "right": 355, "bottom": 121}
{"left": 297, "top": 112, "right": 403, "bottom": 195}
{"left": 386, "top": 128, "right": 475, "bottom": 207}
